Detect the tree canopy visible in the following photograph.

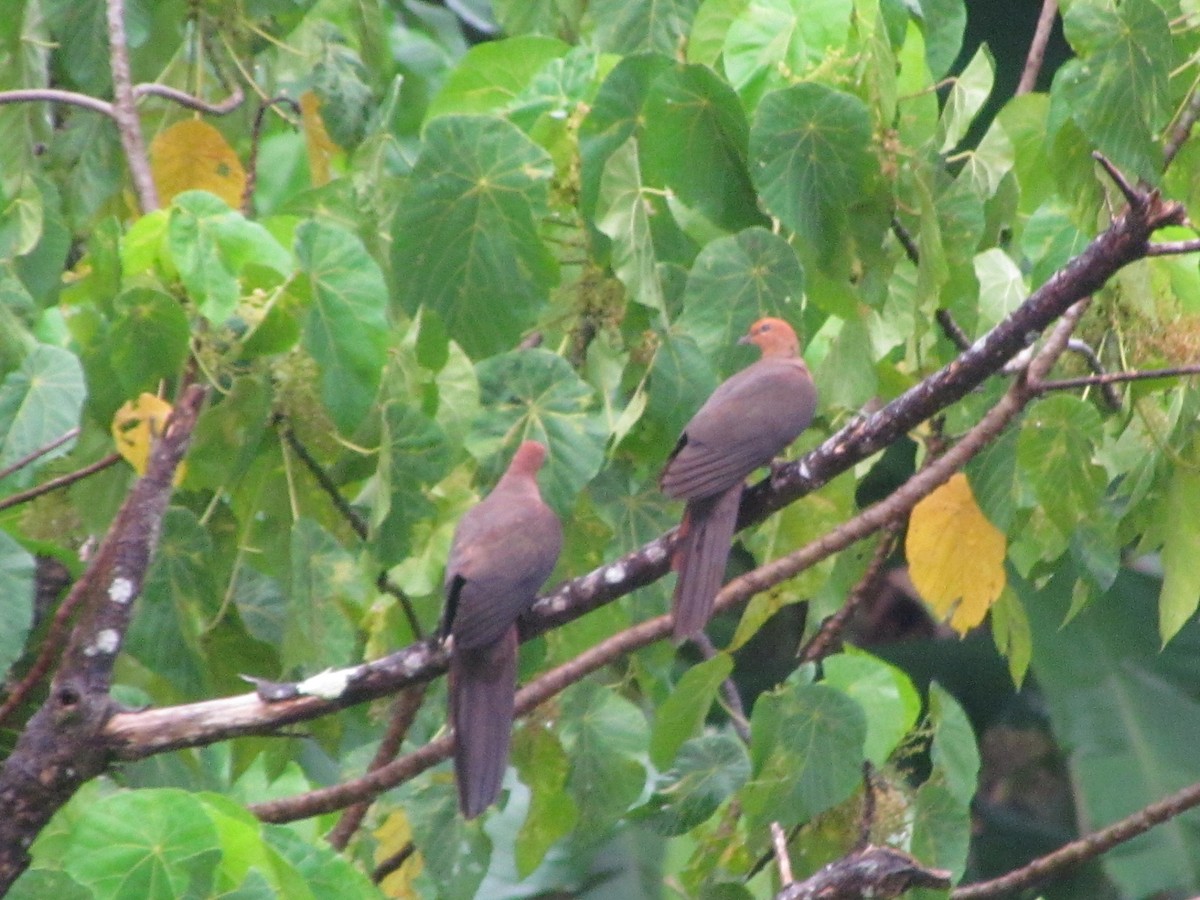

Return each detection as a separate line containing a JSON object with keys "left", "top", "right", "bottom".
{"left": 2, "top": 0, "right": 1200, "bottom": 898}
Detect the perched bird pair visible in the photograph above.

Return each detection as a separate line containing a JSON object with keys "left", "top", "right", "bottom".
{"left": 441, "top": 317, "right": 816, "bottom": 817}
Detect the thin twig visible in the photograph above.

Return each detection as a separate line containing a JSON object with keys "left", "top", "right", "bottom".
{"left": 132, "top": 82, "right": 244, "bottom": 115}
{"left": 952, "top": 779, "right": 1200, "bottom": 898}
{"left": 243, "top": 95, "right": 301, "bottom": 216}
{"left": 1063, "top": 338, "right": 1121, "bottom": 410}
{"left": 1016, "top": 0, "right": 1059, "bottom": 95}
{"left": 0, "top": 428, "right": 80, "bottom": 482}
{"left": 0, "top": 453, "right": 122, "bottom": 514}
{"left": 1093, "top": 151, "right": 1142, "bottom": 210}
{"left": 372, "top": 842, "right": 415, "bottom": 884}
{"left": 326, "top": 685, "right": 428, "bottom": 850}
{"left": 798, "top": 528, "right": 898, "bottom": 665}
{"left": 277, "top": 422, "right": 368, "bottom": 540}
{"left": 0, "top": 88, "right": 114, "bottom": 117}
{"left": 1164, "top": 85, "right": 1200, "bottom": 169}
{"left": 1039, "top": 363, "right": 1200, "bottom": 391}
{"left": 1146, "top": 238, "right": 1200, "bottom": 256}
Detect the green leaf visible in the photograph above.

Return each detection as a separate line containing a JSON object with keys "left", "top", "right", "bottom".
{"left": 1021, "top": 201, "right": 1089, "bottom": 289}
{"left": 821, "top": 651, "right": 920, "bottom": 767}
{"left": 742, "top": 681, "right": 865, "bottom": 828}
{"left": 0, "top": 174, "right": 43, "bottom": 260}
{"left": 650, "top": 652, "right": 733, "bottom": 769}
{"left": 285, "top": 518, "right": 364, "bottom": 671}
{"left": 470, "top": 349, "right": 607, "bottom": 516}
{"left": 812, "top": 314, "right": 876, "bottom": 411}
{"left": 646, "top": 330, "right": 719, "bottom": 441}
{"left": 126, "top": 507, "right": 215, "bottom": 696}
{"left": 110, "top": 288, "right": 190, "bottom": 397}
{"left": 0, "top": 344, "right": 84, "bottom": 474}
{"left": 1054, "top": 0, "right": 1170, "bottom": 183}
{"left": 427, "top": 35, "right": 569, "bottom": 120}
{"left": 909, "top": 780, "right": 971, "bottom": 880}
{"left": 405, "top": 780, "right": 491, "bottom": 898}
{"left": 393, "top": 115, "right": 557, "bottom": 359}
{"left": 688, "top": 0, "right": 750, "bottom": 67}
{"left": 677, "top": 228, "right": 805, "bottom": 373}
{"left": 562, "top": 682, "right": 650, "bottom": 833}
{"left": 0, "top": 529, "right": 34, "bottom": 676}
{"left": 262, "top": 823, "right": 380, "bottom": 898}
{"left": 637, "top": 732, "right": 750, "bottom": 835}
{"left": 937, "top": 44, "right": 993, "bottom": 153}
{"left": 167, "top": 191, "right": 291, "bottom": 324}
{"left": 973, "top": 247, "right": 1025, "bottom": 335}
{"left": 1159, "top": 442, "right": 1200, "bottom": 645}
{"left": 723, "top": 0, "right": 852, "bottom": 106}
{"left": 297, "top": 219, "right": 389, "bottom": 434}
{"left": 372, "top": 401, "right": 450, "bottom": 566}
{"left": 927, "top": 682, "right": 979, "bottom": 807}
{"left": 915, "top": 0, "right": 965, "bottom": 79}
{"left": 63, "top": 789, "right": 222, "bottom": 898}
{"left": 1017, "top": 394, "right": 1106, "bottom": 538}
{"left": 990, "top": 584, "right": 1031, "bottom": 688}
{"left": 750, "top": 83, "right": 876, "bottom": 269}
{"left": 596, "top": 136, "right": 666, "bottom": 314}
{"left": 231, "top": 565, "right": 287, "bottom": 649}
{"left": 511, "top": 725, "right": 578, "bottom": 876}
{"left": 582, "top": 0, "right": 700, "bottom": 54}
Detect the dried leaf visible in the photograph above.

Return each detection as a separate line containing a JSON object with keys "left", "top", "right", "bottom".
{"left": 150, "top": 119, "right": 246, "bottom": 208}
{"left": 907, "top": 473, "right": 1006, "bottom": 634}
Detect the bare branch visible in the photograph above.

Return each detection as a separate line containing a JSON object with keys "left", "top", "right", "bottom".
{"left": 953, "top": 779, "right": 1200, "bottom": 899}
{"left": 1039, "top": 364, "right": 1200, "bottom": 392}
{"left": 0, "top": 428, "right": 80, "bottom": 482}
{"left": 0, "top": 88, "right": 114, "bottom": 117}
{"left": 1146, "top": 238, "right": 1200, "bottom": 256}
{"left": 326, "top": 685, "right": 428, "bottom": 850}
{"left": 798, "top": 528, "right": 898, "bottom": 665}
{"left": 1164, "top": 85, "right": 1200, "bottom": 170}
{"left": 1016, "top": 0, "right": 1059, "bottom": 95}
{"left": 776, "top": 845, "right": 951, "bottom": 900}
{"left": 106, "top": 0, "right": 157, "bottom": 211}
{"left": 0, "top": 453, "right": 122, "bottom": 514}
{"left": 132, "top": 82, "right": 244, "bottom": 115}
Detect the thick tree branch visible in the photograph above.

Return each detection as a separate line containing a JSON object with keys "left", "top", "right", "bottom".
{"left": 775, "top": 845, "right": 951, "bottom": 900}
{"left": 102, "top": 178, "right": 1182, "bottom": 762}
{"left": 0, "top": 385, "right": 205, "bottom": 891}
{"left": 223, "top": 304, "right": 1090, "bottom": 824}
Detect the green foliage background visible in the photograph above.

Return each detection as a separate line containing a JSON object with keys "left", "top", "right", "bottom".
{"left": 1, "top": 0, "right": 1200, "bottom": 897}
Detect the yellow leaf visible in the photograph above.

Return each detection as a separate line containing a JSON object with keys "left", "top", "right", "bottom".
{"left": 374, "top": 809, "right": 423, "bottom": 898}
{"left": 150, "top": 119, "right": 246, "bottom": 208}
{"left": 300, "top": 91, "right": 338, "bottom": 187}
{"left": 111, "top": 394, "right": 186, "bottom": 484}
{"left": 906, "top": 473, "right": 1006, "bottom": 635}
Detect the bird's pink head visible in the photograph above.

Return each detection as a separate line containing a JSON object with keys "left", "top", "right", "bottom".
{"left": 738, "top": 317, "right": 800, "bottom": 359}
{"left": 508, "top": 440, "right": 548, "bottom": 476}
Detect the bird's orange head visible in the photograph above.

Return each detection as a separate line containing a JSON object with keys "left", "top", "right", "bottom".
{"left": 509, "top": 440, "right": 548, "bottom": 476}
{"left": 738, "top": 317, "right": 800, "bottom": 358}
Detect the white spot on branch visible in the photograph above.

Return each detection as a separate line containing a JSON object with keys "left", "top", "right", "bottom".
{"left": 604, "top": 563, "right": 626, "bottom": 584}
{"left": 109, "top": 577, "right": 134, "bottom": 605}
{"left": 297, "top": 668, "right": 354, "bottom": 699}
{"left": 86, "top": 629, "right": 120, "bottom": 656}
